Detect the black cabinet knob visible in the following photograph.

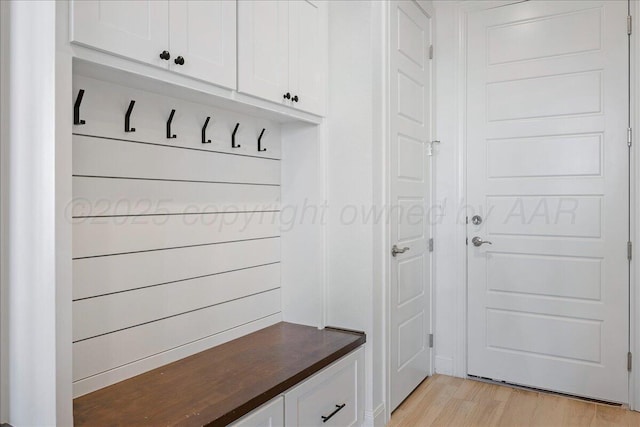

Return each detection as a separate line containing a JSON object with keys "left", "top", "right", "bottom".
{"left": 292, "top": 95, "right": 299, "bottom": 103}
{"left": 159, "top": 50, "right": 171, "bottom": 60}
{"left": 283, "top": 92, "right": 291, "bottom": 100}
{"left": 174, "top": 56, "right": 185, "bottom": 65}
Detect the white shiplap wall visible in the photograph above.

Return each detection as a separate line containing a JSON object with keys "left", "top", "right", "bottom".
{"left": 71, "top": 75, "right": 282, "bottom": 397}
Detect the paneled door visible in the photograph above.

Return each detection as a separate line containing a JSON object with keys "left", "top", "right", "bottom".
{"left": 389, "top": 0, "right": 432, "bottom": 411}
{"left": 467, "top": 1, "right": 629, "bottom": 402}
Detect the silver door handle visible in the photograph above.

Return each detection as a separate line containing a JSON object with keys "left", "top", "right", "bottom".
{"left": 472, "top": 237, "right": 492, "bottom": 247}
{"left": 392, "top": 244, "right": 410, "bottom": 257}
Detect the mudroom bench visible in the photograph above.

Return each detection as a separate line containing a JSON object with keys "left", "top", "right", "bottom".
{"left": 73, "top": 322, "right": 366, "bottom": 426}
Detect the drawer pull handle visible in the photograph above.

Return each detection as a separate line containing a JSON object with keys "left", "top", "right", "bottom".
{"left": 321, "top": 403, "right": 346, "bottom": 423}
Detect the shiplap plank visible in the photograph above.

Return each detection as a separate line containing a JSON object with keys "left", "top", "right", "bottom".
{"left": 73, "top": 237, "right": 281, "bottom": 300}
{"left": 73, "top": 75, "right": 282, "bottom": 159}
{"left": 73, "top": 263, "right": 280, "bottom": 341}
{"left": 73, "top": 211, "right": 279, "bottom": 258}
{"left": 73, "top": 135, "right": 280, "bottom": 185}
{"left": 72, "top": 176, "right": 280, "bottom": 217}
{"left": 72, "top": 312, "right": 282, "bottom": 398}
{"left": 73, "top": 289, "right": 281, "bottom": 381}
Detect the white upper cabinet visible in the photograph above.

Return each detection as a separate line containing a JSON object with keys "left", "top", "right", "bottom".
{"left": 288, "top": 1, "right": 326, "bottom": 116}
{"left": 238, "top": 1, "right": 327, "bottom": 116}
{"left": 70, "top": 0, "right": 169, "bottom": 68}
{"left": 71, "top": 0, "right": 237, "bottom": 90}
{"left": 168, "top": 1, "right": 236, "bottom": 88}
{"left": 237, "top": 1, "right": 290, "bottom": 107}
{"left": 71, "top": 0, "right": 326, "bottom": 115}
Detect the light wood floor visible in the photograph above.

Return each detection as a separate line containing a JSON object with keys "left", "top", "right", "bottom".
{"left": 388, "top": 375, "right": 640, "bottom": 427}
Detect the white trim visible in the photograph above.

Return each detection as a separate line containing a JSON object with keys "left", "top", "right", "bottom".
{"left": 363, "top": 402, "right": 386, "bottom": 427}
{"left": 454, "top": 1, "right": 469, "bottom": 379}
{"left": 372, "top": 0, "right": 389, "bottom": 424}
{"left": 631, "top": 0, "right": 640, "bottom": 412}
{"left": 0, "top": 0, "right": 8, "bottom": 421}
{"left": 383, "top": 0, "right": 392, "bottom": 422}
{"left": 319, "top": 118, "right": 328, "bottom": 330}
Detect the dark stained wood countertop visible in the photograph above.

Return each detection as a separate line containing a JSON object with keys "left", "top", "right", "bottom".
{"left": 73, "top": 322, "right": 366, "bottom": 426}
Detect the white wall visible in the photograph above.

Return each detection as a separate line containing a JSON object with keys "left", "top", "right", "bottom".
{"left": 432, "top": 0, "right": 466, "bottom": 377}
{"left": 0, "top": 1, "right": 67, "bottom": 425}
{"left": 281, "top": 122, "right": 325, "bottom": 327}
{"left": 325, "top": 2, "right": 386, "bottom": 425}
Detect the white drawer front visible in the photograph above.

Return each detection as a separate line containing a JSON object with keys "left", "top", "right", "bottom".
{"left": 230, "top": 396, "right": 284, "bottom": 427}
{"left": 285, "top": 347, "right": 364, "bottom": 427}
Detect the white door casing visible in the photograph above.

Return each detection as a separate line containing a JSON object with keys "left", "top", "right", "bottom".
{"left": 389, "top": 0, "right": 433, "bottom": 411}
{"left": 466, "top": 0, "right": 629, "bottom": 403}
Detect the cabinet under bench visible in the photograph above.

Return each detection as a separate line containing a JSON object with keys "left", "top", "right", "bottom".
{"left": 73, "top": 322, "right": 366, "bottom": 426}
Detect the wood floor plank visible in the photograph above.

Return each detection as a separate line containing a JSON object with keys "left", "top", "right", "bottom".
{"left": 592, "top": 405, "right": 630, "bottom": 427}
{"left": 531, "top": 393, "right": 568, "bottom": 426}
{"left": 431, "top": 398, "right": 476, "bottom": 427}
{"left": 390, "top": 375, "right": 637, "bottom": 427}
{"left": 392, "top": 378, "right": 458, "bottom": 427}
{"left": 562, "top": 398, "right": 596, "bottom": 426}
{"left": 465, "top": 399, "right": 505, "bottom": 427}
{"left": 496, "top": 388, "right": 539, "bottom": 427}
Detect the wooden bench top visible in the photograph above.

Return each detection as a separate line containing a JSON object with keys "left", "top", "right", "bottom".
{"left": 73, "top": 322, "right": 366, "bottom": 426}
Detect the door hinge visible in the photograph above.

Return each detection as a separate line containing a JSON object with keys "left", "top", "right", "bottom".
{"left": 465, "top": 237, "right": 468, "bottom": 245}
{"left": 429, "top": 44, "right": 434, "bottom": 60}
{"left": 429, "top": 334, "right": 434, "bottom": 348}
{"left": 429, "top": 238, "right": 434, "bottom": 252}
{"left": 628, "top": 241, "right": 633, "bottom": 261}
{"left": 628, "top": 352, "right": 633, "bottom": 371}
{"left": 628, "top": 127, "right": 633, "bottom": 147}
{"left": 628, "top": 15, "right": 632, "bottom": 35}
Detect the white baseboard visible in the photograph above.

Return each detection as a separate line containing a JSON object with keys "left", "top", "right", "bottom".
{"left": 435, "top": 355, "right": 454, "bottom": 376}
{"left": 363, "top": 402, "right": 386, "bottom": 427}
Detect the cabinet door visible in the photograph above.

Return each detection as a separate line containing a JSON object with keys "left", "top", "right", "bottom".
{"left": 288, "top": 0, "right": 327, "bottom": 116}
{"left": 229, "top": 396, "right": 284, "bottom": 427}
{"left": 168, "top": 1, "right": 236, "bottom": 89}
{"left": 237, "top": 1, "right": 289, "bottom": 104}
{"left": 284, "top": 347, "right": 364, "bottom": 427}
{"left": 71, "top": 0, "right": 169, "bottom": 68}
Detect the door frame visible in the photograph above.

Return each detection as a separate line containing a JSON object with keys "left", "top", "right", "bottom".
{"left": 383, "top": 0, "right": 436, "bottom": 423}
{"left": 435, "top": 0, "right": 639, "bottom": 409}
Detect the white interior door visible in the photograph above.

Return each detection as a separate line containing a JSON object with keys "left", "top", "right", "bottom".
{"left": 389, "top": 0, "right": 432, "bottom": 411}
{"left": 467, "top": 0, "right": 629, "bottom": 403}
{"left": 168, "top": 0, "right": 236, "bottom": 89}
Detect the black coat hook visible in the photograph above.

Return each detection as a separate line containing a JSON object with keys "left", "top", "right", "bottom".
{"left": 166, "top": 109, "right": 177, "bottom": 139}
{"left": 232, "top": 123, "right": 240, "bottom": 148}
{"left": 202, "top": 116, "right": 212, "bottom": 144}
{"left": 258, "top": 128, "right": 267, "bottom": 152}
{"left": 74, "top": 89, "right": 86, "bottom": 125}
{"left": 125, "top": 100, "right": 136, "bottom": 132}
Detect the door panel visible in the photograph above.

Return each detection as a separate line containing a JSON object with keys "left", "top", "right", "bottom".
{"left": 288, "top": 0, "right": 327, "bottom": 115}
{"left": 237, "top": 1, "right": 289, "bottom": 103}
{"left": 71, "top": 0, "right": 169, "bottom": 68}
{"left": 168, "top": 0, "right": 236, "bottom": 89}
{"left": 390, "top": 0, "right": 432, "bottom": 411}
{"left": 467, "top": 0, "right": 628, "bottom": 403}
